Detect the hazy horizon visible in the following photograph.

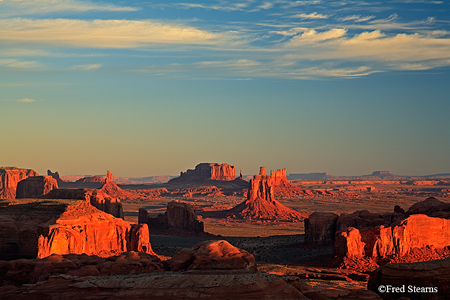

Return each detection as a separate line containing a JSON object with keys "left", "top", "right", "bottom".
{"left": 1, "top": 0, "right": 449, "bottom": 178}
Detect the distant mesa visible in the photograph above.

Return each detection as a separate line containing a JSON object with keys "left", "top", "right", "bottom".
{"left": 227, "top": 167, "right": 308, "bottom": 221}
{"left": 168, "top": 163, "right": 236, "bottom": 184}
{"left": 139, "top": 200, "right": 208, "bottom": 236}
{"left": 368, "top": 170, "right": 393, "bottom": 178}
{"left": 76, "top": 175, "right": 105, "bottom": 183}
{"left": 16, "top": 176, "right": 58, "bottom": 199}
{"left": 0, "top": 167, "right": 39, "bottom": 199}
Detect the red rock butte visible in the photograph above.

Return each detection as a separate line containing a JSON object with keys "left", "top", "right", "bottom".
{"left": 168, "top": 163, "right": 236, "bottom": 184}
{"left": 227, "top": 167, "right": 308, "bottom": 221}
{"left": 0, "top": 167, "right": 39, "bottom": 199}
{"left": 0, "top": 198, "right": 152, "bottom": 260}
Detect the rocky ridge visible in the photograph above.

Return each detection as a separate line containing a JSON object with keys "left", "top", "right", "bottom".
{"left": 0, "top": 167, "right": 39, "bottom": 199}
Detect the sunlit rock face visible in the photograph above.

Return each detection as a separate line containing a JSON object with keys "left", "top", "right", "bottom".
{"left": 139, "top": 200, "right": 204, "bottom": 234}
{"left": 0, "top": 199, "right": 151, "bottom": 260}
{"left": 0, "top": 167, "right": 39, "bottom": 199}
{"left": 227, "top": 167, "right": 308, "bottom": 221}
{"left": 168, "top": 163, "right": 236, "bottom": 184}
{"left": 16, "top": 176, "right": 58, "bottom": 198}
{"left": 331, "top": 197, "right": 450, "bottom": 265}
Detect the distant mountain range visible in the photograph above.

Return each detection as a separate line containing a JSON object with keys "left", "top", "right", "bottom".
{"left": 287, "top": 171, "right": 450, "bottom": 180}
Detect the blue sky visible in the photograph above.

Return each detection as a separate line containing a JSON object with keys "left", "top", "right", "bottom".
{"left": 1, "top": 0, "right": 449, "bottom": 177}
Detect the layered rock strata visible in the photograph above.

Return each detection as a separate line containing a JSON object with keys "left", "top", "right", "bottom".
{"left": 0, "top": 167, "right": 38, "bottom": 199}
{"left": 139, "top": 201, "right": 204, "bottom": 234}
{"left": 168, "top": 163, "right": 236, "bottom": 183}
{"left": 16, "top": 176, "right": 58, "bottom": 198}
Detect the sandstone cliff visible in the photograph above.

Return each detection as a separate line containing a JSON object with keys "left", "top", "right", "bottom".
{"left": 47, "top": 169, "right": 68, "bottom": 185}
{"left": 168, "top": 163, "right": 236, "bottom": 184}
{"left": 0, "top": 198, "right": 152, "bottom": 259}
{"left": 16, "top": 176, "right": 58, "bottom": 198}
{"left": 0, "top": 167, "right": 39, "bottom": 199}
{"left": 227, "top": 167, "right": 307, "bottom": 221}
{"left": 139, "top": 200, "right": 205, "bottom": 234}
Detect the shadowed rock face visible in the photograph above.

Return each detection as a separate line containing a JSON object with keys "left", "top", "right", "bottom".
{"left": 168, "top": 163, "right": 236, "bottom": 184}
{"left": 0, "top": 167, "right": 39, "bottom": 199}
{"left": 227, "top": 167, "right": 307, "bottom": 221}
{"left": 304, "top": 212, "right": 339, "bottom": 245}
{"left": 47, "top": 170, "right": 68, "bottom": 185}
{"left": 139, "top": 201, "right": 204, "bottom": 234}
{"left": 0, "top": 199, "right": 149, "bottom": 260}
{"left": 170, "top": 240, "right": 257, "bottom": 272}
{"left": 16, "top": 176, "right": 58, "bottom": 198}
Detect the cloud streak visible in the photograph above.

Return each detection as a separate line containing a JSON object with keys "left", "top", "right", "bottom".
{"left": 16, "top": 98, "right": 37, "bottom": 103}
{"left": 0, "top": 18, "right": 231, "bottom": 48}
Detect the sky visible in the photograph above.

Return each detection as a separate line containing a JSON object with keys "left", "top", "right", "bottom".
{"left": 1, "top": 0, "right": 450, "bottom": 177}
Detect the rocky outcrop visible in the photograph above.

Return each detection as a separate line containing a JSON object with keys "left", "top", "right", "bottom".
{"left": 76, "top": 176, "right": 104, "bottom": 183}
{"left": 47, "top": 169, "right": 68, "bottom": 185}
{"left": 99, "top": 170, "right": 129, "bottom": 199}
{"left": 170, "top": 240, "right": 257, "bottom": 272}
{"left": 16, "top": 176, "right": 58, "bottom": 198}
{"left": 227, "top": 167, "right": 307, "bottom": 221}
{"left": 0, "top": 167, "right": 38, "bottom": 199}
{"left": 168, "top": 163, "right": 236, "bottom": 184}
{"left": 139, "top": 201, "right": 205, "bottom": 234}
{"left": 43, "top": 188, "right": 124, "bottom": 219}
{"left": 0, "top": 199, "right": 151, "bottom": 260}
{"left": 335, "top": 214, "right": 450, "bottom": 260}
{"left": 368, "top": 257, "right": 450, "bottom": 299}
{"left": 330, "top": 198, "right": 450, "bottom": 267}
{"left": 304, "top": 212, "right": 339, "bottom": 245}
{"left": 271, "top": 168, "right": 288, "bottom": 185}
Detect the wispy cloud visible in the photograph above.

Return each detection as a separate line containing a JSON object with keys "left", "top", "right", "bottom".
{"left": 16, "top": 98, "right": 37, "bottom": 103}
{"left": 0, "top": 18, "right": 233, "bottom": 49}
{"left": 292, "top": 12, "right": 329, "bottom": 19}
{"left": 70, "top": 63, "right": 102, "bottom": 70}
{"left": 0, "top": 58, "right": 43, "bottom": 68}
{"left": 339, "top": 15, "right": 375, "bottom": 22}
{"left": 0, "top": 0, "right": 138, "bottom": 17}
{"left": 285, "top": 29, "right": 347, "bottom": 45}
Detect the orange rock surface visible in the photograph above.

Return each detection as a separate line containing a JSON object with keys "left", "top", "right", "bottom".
{"left": 37, "top": 202, "right": 151, "bottom": 258}
{"left": 0, "top": 167, "right": 39, "bottom": 199}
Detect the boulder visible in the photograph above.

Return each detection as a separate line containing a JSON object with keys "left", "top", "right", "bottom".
{"left": 0, "top": 167, "right": 39, "bottom": 199}
{"left": 304, "top": 212, "right": 339, "bottom": 245}
{"left": 168, "top": 163, "right": 236, "bottom": 184}
{"left": 16, "top": 176, "right": 58, "bottom": 198}
{"left": 170, "top": 240, "right": 257, "bottom": 272}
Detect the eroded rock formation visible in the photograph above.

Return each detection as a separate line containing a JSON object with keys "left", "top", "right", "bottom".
{"left": 47, "top": 169, "right": 68, "bottom": 185}
{"left": 227, "top": 167, "right": 307, "bottom": 221}
{"left": 0, "top": 167, "right": 38, "bottom": 199}
{"left": 139, "top": 201, "right": 205, "bottom": 234}
{"left": 43, "top": 188, "right": 124, "bottom": 219}
{"left": 304, "top": 212, "right": 339, "bottom": 245}
{"left": 99, "top": 170, "right": 129, "bottom": 199}
{"left": 170, "top": 240, "right": 257, "bottom": 272}
{"left": 318, "top": 197, "right": 450, "bottom": 268}
{"left": 168, "top": 163, "right": 236, "bottom": 184}
{"left": 16, "top": 176, "right": 58, "bottom": 198}
{"left": 0, "top": 198, "right": 152, "bottom": 260}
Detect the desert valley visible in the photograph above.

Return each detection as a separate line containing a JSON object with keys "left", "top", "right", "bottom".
{"left": 1, "top": 163, "right": 450, "bottom": 299}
